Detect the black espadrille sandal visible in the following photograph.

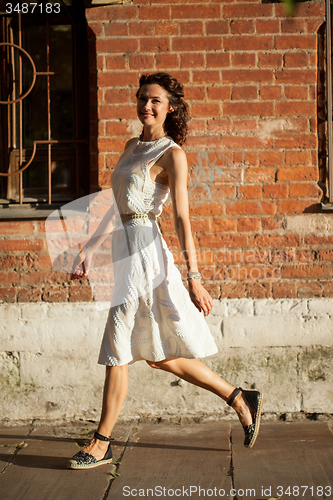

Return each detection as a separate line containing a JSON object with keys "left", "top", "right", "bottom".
{"left": 227, "top": 387, "right": 264, "bottom": 449}
{"left": 68, "top": 431, "right": 113, "bottom": 469}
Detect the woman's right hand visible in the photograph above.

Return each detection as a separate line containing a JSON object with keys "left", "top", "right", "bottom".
{"left": 71, "top": 246, "right": 93, "bottom": 280}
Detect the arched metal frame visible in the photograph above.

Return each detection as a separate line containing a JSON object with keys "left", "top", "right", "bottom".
{"left": 0, "top": 6, "right": 87, "bottom": 205}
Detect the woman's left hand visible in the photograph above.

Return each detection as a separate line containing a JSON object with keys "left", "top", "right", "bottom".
{"left": 188, "top": 280, "right": 213, "bottom": 317}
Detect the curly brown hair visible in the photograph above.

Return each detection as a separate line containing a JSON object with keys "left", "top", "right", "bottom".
{"left": 136, "top": 72, "right": 189, "bottom": 146}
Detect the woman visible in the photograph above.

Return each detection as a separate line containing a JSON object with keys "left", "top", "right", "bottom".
{"left": 68, "top": 73, "right": 263, "bottom": 469}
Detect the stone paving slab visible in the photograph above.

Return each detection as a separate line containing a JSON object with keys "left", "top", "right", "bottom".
{"left": 108, "top": 422, "right": 233, "bottom": 500}
{"left": 0, "top": 420, "right": 332, "bottom": 500}
{"left": 0, "top": 423, "right": 129, "bottom": 500}
{"left": 231, "top": 420, "right": 333, "bottom": 500}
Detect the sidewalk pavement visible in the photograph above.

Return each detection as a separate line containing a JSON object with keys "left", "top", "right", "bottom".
{"left": 0, "top": 419, "right": 332, "bottom": 500}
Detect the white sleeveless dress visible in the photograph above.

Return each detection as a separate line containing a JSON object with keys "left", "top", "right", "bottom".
{"left": 98, "top": 136, "right": 218, "bottom": 366}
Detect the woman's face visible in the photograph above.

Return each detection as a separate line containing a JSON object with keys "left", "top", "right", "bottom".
{"left": 137, "top": 83, "right": 173, "bottom": 129}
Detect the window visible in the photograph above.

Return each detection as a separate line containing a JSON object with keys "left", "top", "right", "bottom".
{"left": 0, "top": 0, "right": 89, "bottom": 209}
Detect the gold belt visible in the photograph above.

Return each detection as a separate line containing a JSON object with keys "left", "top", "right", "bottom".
{"left": 120, "top": 212, "right": 157, "bottom": 223}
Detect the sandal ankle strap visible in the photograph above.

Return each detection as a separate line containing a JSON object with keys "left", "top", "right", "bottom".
{"left": 227, "top": 387, "right": 243, "bottom": 407}
{"left": 94, "top": 431, "right": 112, "bottom": 442}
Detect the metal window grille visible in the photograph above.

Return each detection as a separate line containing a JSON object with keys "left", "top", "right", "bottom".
{"left": 0, "top": 0, "right": 89, "bottom": 206}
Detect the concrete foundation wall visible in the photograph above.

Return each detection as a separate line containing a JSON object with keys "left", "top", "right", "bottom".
{"left": 1, "top": 298, "right": 332, "bottom": 424}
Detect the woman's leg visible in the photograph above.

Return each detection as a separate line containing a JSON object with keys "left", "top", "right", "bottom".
{"left": 80, "top": 364, "right": 128, "bottom": 460}
{"left": 146, "top": 357, "right": 254, "bottom": 427}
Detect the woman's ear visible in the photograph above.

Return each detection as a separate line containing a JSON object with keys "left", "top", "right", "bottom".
{"left": 169, "top": 107, "right": 174, "bottom": 113}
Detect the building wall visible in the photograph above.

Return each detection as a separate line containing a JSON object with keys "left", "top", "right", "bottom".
{"left": 1, "top": 0, "right": 333, "bottom": 422}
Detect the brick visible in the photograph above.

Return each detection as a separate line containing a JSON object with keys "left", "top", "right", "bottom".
{"left": 275, "top": 133, "right": 317, "bottom": 149}
{"left": 284, "top": 86, "right": 308, "bottom": 100}
{"left": 172, "top": 37, "right": 222, "bottom": 52}
{"left": 248, "top": 233, "right": 299, "bottom": 248}
{"left": 232, "top": 53, "right": 256, "bottom": 68}
{"left": 289, "top": 183, "right": 321, "bottom": 198}
{"left": 285, "top": 151, "right": 311, "bottom": 166}
{"left": 99, "top": 105, "right": 137, "bottom": 120}
{"left": 284, "top": 52, "right": 309, "bottom": 68}
{"left": 188, "top": 119, "right": 207, "bottom": 135}
{"left": 17, "top": 288, "right": 42, "bottom": 302}
{"left": 98, "top": 72, "right": 138, "bottom": 88}
{"left": 211, "top": 184, "right": 236, "bottom": 200}
{"left": 223, "top": 4, "right": 273, "bottom": 18}
{"left": 230, "top": 20, "right": 255, "bottom": 34}
{"left": 192, "top": 70, "right": 220, "bottom": 84}
{"left": 139, "top": 5, "right": 170, "bottom": 19}
{"left": 180, "top": 53, "right": 205, "bottom": 69}
{"left": 129, "top": 21, "right": 155, "bottom": 36}
{"left": 155, "top": 21, "right": 179, "bottom": 36}
{"left": 263, "top": 184, "right": 288, "bottom": 199}
{"left": 189, "top": 202, "right": 225, "bottom": 217}
{"left": 104, "top": 88, "right": 129, "bottom": 104}
{"left": 69, "top": 285, "right": 93, "bottom": 302}
{"left": 0, "top": 287, "right": 17, "bottom": 303}
{"left": 0, "top": 221, "right": 34, "bottom": 235}
{"left": 197, "top": 234, "right": 247, "bottom": 248}
{"left": 106, "top": 121, "right": 130, "bottom": 136}
{"left": 223, "top": 69, "right": 272, "bottom": 84}
{"left": 260, "top": 85, "right": 282, "bottom": 100}
{"left": 185, "top": 135, "right": 225, "bottom": 150}
{"left": 237, "top": 185, "right": 262, "bottom": 200}
{"left": 282, "top": 265, "right": 331, "bottom": 279}
{"left": 245, "top": 167, "right": 275, "bottom": 183}
{"left": 207, "top": 119, "right": 231, "bottom": 134}
{"left": 98, "top": 137, "right": 128, "bottom": 152}
{"left": 0, "top": 239, "right": 44, "bottom": 252}
{"left": 207, "top": 86, "right": 231, "bottom": 100}
{"left": 323, "top": 282, "right": 333, "bottom": 297}
{"left": 221, "top": 284, "right": 246, "bottom": 299}
{"left": 207, "top": 53, "right": 230, "bottom": 68}
{"left": 295, "top": 250, "right": 317, "bottom": 263}
{"left": 234, "top": 152, "right": 259, "bottom": 166}
{"left": 296, "top": 281, "right": 323, "bottom": 299}
{"left": 87, "top": 23, "right": 103, "bottom": 37}
{"left": 224, "top": 35, "right": 273, "bottom": 51}
{"left": 86, "top": 5, "right": 137, "bottom": 22}
{"left": 261, "top": 217, "right": 284, "bottom": 231}
{"left": 289, "top": 2, "right": 325, "bottom": 18}
{"left": 1, "top": 272, "right": 21, "bottom": 286}
{"left": 276, "top": 101, "right": 316, "bottom": 118}
{"left": 191, "top": 102, "right": 221, "bottom": 118}
{"left": 42, "top": 286, "right": 68, "bottom": 302}
{"left": 258, "top": 52, "right": 283, "bottom": 68}
{"left": 303, "top": 235, "right": 333, "bottom": 246}
{"left": 180, "top": 21, "right": 204, "bottom": 36}
{"left": 256, "top": 20, "right": 279, "bottom": 34}
{"left": 211, "top": 218, "right": 237, "bottom": 232}
{"left": 206, "top": 20, "right": 229, "bottom": 35}
{"left": 272, "top": 282, "right": 297, "bottom": 299}
{"left": 224, "top": 136, "right": 272, "bottom": 150}
{"left": 246, "top": 283, "right": 271, "bottom": 299}
{"left": 129, "top": 54, "right": 154, "bottom": 70}
{"left": 155, "top": 53, "right": 178, "bottom": 69}
{"left": 104, "top": 22, "right": 128, "bottom": 37}
{"left": 281, "top": 18, "right": 305, "bottom": 34}
{"left": 171, "top": 4, "right": 221, "bottom": 19}
{"left": 184, "top": 86, "right": 206, "bottom": 100}
{"left": 140, "top": 37, "right": 170, "bottom": 53}
{"left": 224, "top": 102, "right": 273, "bottom": 117}
{"left": 260, "top": 151, "right": 284, "bottom": 166}
{"left": 189, "top": 219, "right": 211, "bottom": 233}
{"left": 277, "top": 166, "right": 318, "bottom": 182}
{"left": 237, "top": 218, "right": 261, "bottom": 232}
{"left": 275, "top": 35, "right": 316, "bottom": 50}
{"left": 232, "top": 119, "right": 258, "bottom": 133}
{"left": 318, "top": 249, "right": 333, "bottom": 262}
{"left": 276, "top": 200, "right": 316, "bottom": 214}
{"left": 96, "top": 38, "right": 138, "bottom": 54}
{"left": 232, "top": 86, "right": 257, "bottom": 100}
{"left": 226, "top": 200, "right": 275, "bottom": 215}
{"left": 276, "top": 69, "right": 316, "bottom": 85}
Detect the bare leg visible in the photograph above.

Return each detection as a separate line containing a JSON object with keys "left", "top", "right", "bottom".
{"left": 146, "top": 357, "right": 254, "bottom": 427}
{"left": 80, "top": 364, "right": 128, "bottom": 460}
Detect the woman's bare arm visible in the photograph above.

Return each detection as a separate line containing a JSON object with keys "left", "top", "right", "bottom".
{"left": 166, "top": 147, "right": 213, "bottom": 316}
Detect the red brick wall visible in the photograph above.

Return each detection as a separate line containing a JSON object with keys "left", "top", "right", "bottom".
{"left": 1, "top": 0, "right": 332, "bottom": 302}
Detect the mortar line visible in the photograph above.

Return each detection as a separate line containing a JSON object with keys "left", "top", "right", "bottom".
{"left": 102, "top": 423, "right": 134, "bottom": 500}
{"left": 0, "top": 420, "right": 35, "bottom": 474}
